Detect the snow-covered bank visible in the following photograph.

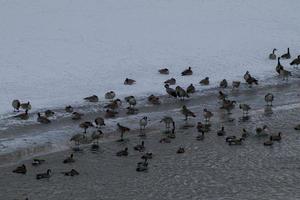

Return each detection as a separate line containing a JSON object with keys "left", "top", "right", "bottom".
{"left": 0, "top": 0, "right": 300, "bottom": 114}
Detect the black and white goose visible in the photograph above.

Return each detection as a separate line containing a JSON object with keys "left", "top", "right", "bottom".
{"left": 281, "top": 48, "right": 291, "bottom": 59}
{"left": 12, "top": 99, "right": 21, "bottom": 112}
{"left": 36, "top": 169, "right": 51, "bottom": 180}
{"left": 176, "top": 86, "right": 189, "bottom": 100}
{"left": 265, "top": 93, "right": 274, "bottom": 106}
{"left": 164, "top": 84, "right": 177, "bottom": 98}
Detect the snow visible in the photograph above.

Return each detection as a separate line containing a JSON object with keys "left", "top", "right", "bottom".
{"left": 0, "top": 0, "right": 300, "bottom": 114}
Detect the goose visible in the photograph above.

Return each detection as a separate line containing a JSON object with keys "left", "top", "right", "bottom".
{"left": 12, "top": 164, "right": 26, "bottom": 174}
{"left": 104, "top": 99, "right": 122, "bottom": 110}
{"left": 126, "top": 107, "right": 138, "bottom": 115}
{"left": 14, "top": 110, "right": 29, "bottom": 120}
{"left": 218, "top": 91, "right": 228, "bottom": 101}
{"left": 181, "top": 67, "right": 193, "bottom": 76}
{"left": 71, "top": 112, "right": 83, "bottom": 120}
{"left": 125, "top": 96, "right": 136, "bottom": 108}
{"left": 65, "top": 105, "right": 74, "bottom": 113}
{"left": 45, "top": 110, "right": 55, "bottom": 117}
{"left": 271, "top": 132, "right": 281, "bottom": 141}
{"left": 225, "top": 136, "right": 236, "bottom": 142}
{"left": 255, "top": 125, "right": 269, "bottom": 136}
{"left": 281, "top": 48, "right": 291, "bottom": 59}
{"left": 246, "top": 76, "right": 258, "bottom": 87}
{"left": 228, "top": 138, "right": 244, "bottom": 145}
{"left": 165, "top": 84, "right": 177, "bottom": 98}
{"left": 263, "top": 137, "right": 273, "bottom": 146}
{"left": 105, "top": 109, "right": 117, "bottom": 118}
{"left": 269, "top": 48, "right": 277, "bottom": 60}
{"left": 276, "top": 57, "right": 284, "bottom": 74}
{"left": 105, "top": 91, "right": 116, "bottom": 100}
{"left": 200, "top": 77, "right": 209, "bottom": 85}
{"left": 220, "top": 79, "right": 228, "bottom": 88}
{"left": 181, "top": 105, "right": 196, "bottom": 121}
{"left": 232, "top": 81, "right": 240, "bottom": 90}
{"left": 63, "top": 154, "right": 75, "bottom": 164}
{"left": 37, "top": 113, "right": 51, "bottom": 124}
{"left": 294, "top": 124, "right": 300, "bottom": 130}
{"left": 244, "top": 71, "right": 251, "bottom": 81}
{"left": 32, "top": 158, "right": 45, "bottom": 166}
{"left": 117, "top": 123, "right": 130, "bottom": 141}
{"left": 265, "top": 93, "right": 274, "bottom": 106}
{"left": 134, "top": 141, "right": 145, "bottom": 152}
{"left": 12, "top": 99, "right": 21, "bottom": 112}
{"left": 36, "top": 169, "right": 51, "bottom": 180}
{"left": 290, "top": 55, "right": 300, "bottom": 68}
{"left": 84, "top": 95, "right": 98, "bottom": 102}
{"left": 279, "top": 68, "right": 292, "bottom": 81}
{"left": 177, "top": 147, "right": 185, "bottom": 154}
{"left": 239, "top": 104, "right": 251, "bottom": 116}
{"left": 196, "top": 131, "right": 205, "bottom": 141}
{"left": 124, "top": 78, "right": 136, "bottom": 85}
{"left": 186, "top": 84, "right": 195, "bottom": 94}
{"left": 116, "top": 147, "right": 128, "bottom": 156}
{"left": 164, "top": 78, "right": 176, "bottom": 85}
{"left": 176, "top": 86, "right": 189, "bottom": 100}
{"left": 158, "top": 68, "right": 169, "bottom": 75}
{"left": 70, "top": 133, "right": 84, "bottom": 149}
{"left": 220, "top": 99, "right": 236, "bottom": 114}
{"left": 91, "top": 129, "right": 103, "bottom": 145}
{"left": 139, "top": 116, "right": 148, "bottom": 131}
{"left": 94, "top": 117, "right": 105, "bottom": 128}
{"left": 62, "top": 169, "right": 79, "bottom": 176}
{"left": 241, "top": 128, "right": 250, "bottom": 138}
{"left": 79, "top": 121, "right": 93, "bottom": 133}
{"left": 141, "top": 152, "right": 153, "bottom": 160}
{"left": 203, "top": 108, "right": 213, "bottom": 122}
{"left": 20, "top": 101, "right": 31, "bottom": 111}
{"left": 159, "top": 137, "right": 171, "bottom": 143}
{"left": 217, "top": 126, "right": 226, "bottom": 136}
{"left": 148, "top": 94, "right": 160, "bottom": 105}
{"left": 136, "top": 160, "right": 148, "bottom": 172}
{"left": 160, "top": 116, "right": 174, "bottom": 130}
{"left": 197, "top": 122, "right": 210, "bottom": 133}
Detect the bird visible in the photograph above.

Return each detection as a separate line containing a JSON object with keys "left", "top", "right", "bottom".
{"left": 164, "top": 78, "right": 176, "bottom": 85}
{"left": 244, "top": 71, "right": 258, "bottom": 86}
{"left": 217, "top": 126, "right": 226, "bottom": 136}
{"left": 104, "top": 99, "right": 122, "bottom": 110}
{"left": 281, "top": 48, "right": 291, "bottom": 59}
{"left": 220, "top": 99, "right": 236, "bottom": 114}
{"left": 269, "top": 48, "right": 277, "bottom": 60}
{"left": 36, "top": 169, "right": 51, "bottom": 180}
{"left": 219, "top": 79, "right": 228, "bottom": 88}
{"left": 279, "top": 68, "right": 292, "bottom": 81}
{"left": 84, "top": 95, "right": 99, "bottom": 102}
{"left": 105, "top": 109, "right": 118, "bottom": 118}
{"left": 200, "top": 77, "right": 209, "bottom": 85}
{"left": 177, "top": 147, "right": 185, "bottom": 154}
{"left": 196, "top": 131, "right": 205, "bottom": 141}
{"left": 32, "top": 158, "right": 45, "bottom": 166}
{"left": 91, "top": 130, "right": 103, "bottom": 146}
{"left": 244, "top": 71, "right": 251, "bottom": 82}
{"left": 45, "top": 110, "right": 55, "bottom": 117}
{"left": 117, "top": 123, "right": 130, "bottom": 141}
{"left": 239, "top": 104, "right": 251, "bottom": 116}
{"left": 148, "top": 94, "right": 160, "bottom": 105}
{"left": 160, "top": 116, "right": 174, "bottom": 130}
{"left": 105, "top": 91, "right": 116, "bottom": 100}
{"left": 63, "top": 154, "right": 75, "bottom": 164}
{"left": 228, "top": 138, "right": 244, "bottom": 145}
{"left": 65, "top": 105, "right": 74, "bottom": 113}
{"left": 165, "top": 84, "right": 177, "bottom": 98}
{"left": 71, "top": 112, "right": 83, "bottom": 120}
{"left": 20, "top": 101, "right": 31, "bottom": 111}
{"left": 125, "top": 96, "right": 136, "bottom": 108}
{"left": 70, "top": 133, "right": 84, "bottom": 149}
{"left": 94, "top": 117, "right": 105, "bottom": 128}
{"left": 271, "top": 132, "right": 281, "bottom": 141}
{"left": 181, "top": 105, "right": 196, "bottom": 121}
{"left": 218, "top": 91, "right": 228, "bottom": 101}
{"left": 241, "top": 128, "right": 250, "bottom": 138}
{"left": 139, "top": 117, "right": 148, "bottom": 131}
{"left": 37, "top": 113, "right": 51, "bottom": 124}
{"left": 14, "top": 110, "right": 29, "bottom": 120}
{"left": 186, "top": 84, "right": 195, "bottom": 94}
{"left": 290, "top": 55, "right": 300, "bottom": 68}
{"left": 232, "top": 81, "right": 241, "bottom": 90}
{"left": 263, "top": 137, "right": 273, "bottom": 146}
{"left": 124, "top": 78, "right": 136, "bottom": 85}
{"left": 203, "top": 108, "right": 213, "bottom": 122}
{"left": 79, "top": 121, "right": 93, "bottom": 133}
{"left": 225, "top": 136, "right": 236, "bottom": 142}
{"left": 197, "top": 122, "right": 210, "bottom": 133}
{"left": 181, "top": 67, "right": 193, "bottom": 76}
{"left": 176, "top": 86, "right": 189, "bottom": 100}
{"left": 12, "top": 164, "right": 27, "bottom": 174}
{"left": 136, "top": 160, "right": 148, "bottom": 172}
{"left": 158, "top": 68, "right": 169, "bottom": 75}
{"left": 116, "top": 147, "right": 128, "bottom": 156}
{"left": 141, "top": 152, "right": 153, "bottom": 160}
{"left": 265, "top": 93, "right": 274, "bottom": 106}
{"left": 134, "top": 141, "right": 145, "bottom": 152}
{"left": 12, "top": 99, "right": 21, "bottom": 112}
{"left": 276, "top": 57, "right": 284, "bottom": 74}
{"left": 255, "top": 125, "right": 269, "bottom": 137}
{"left": 61, "top": 169, "right": 79, "bottom": 176}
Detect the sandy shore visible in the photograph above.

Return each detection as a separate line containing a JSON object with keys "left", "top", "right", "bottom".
{"left": 1, "top": 78, "right": 300, "bottom": 199}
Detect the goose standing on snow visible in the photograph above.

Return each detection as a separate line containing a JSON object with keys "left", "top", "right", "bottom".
{"left": 37, "top": 113, "right": 51, "bottom": 124}
{"left": 220, "top": 99, "right": 236, "bottom": 114}
{"left": 158, "top": 68, "right": 169, "bottom": 75}
{"left": 117, "top": 123, "right": 130, "bottom": 141}
{"left": 164, "top": 78, "right": 176, "bottom": 85}
{"left": 203, "top": 109, "right": 213, "bottom": 123}
{"left": 181, "top": 105, "right": 196, "bottom": 121}
{"left": 269, "top": 48, "right": 277, "bottom": 60}
{"left": 36, "top": 169, "right": 51, "bottom": 180}
{"left": 105, "top": 91, "right": 116, "bottom": 100}
{"left": 12, "top": 99, "right": 21, "bottom": 112}
{"left": 244, "top": 71, "right": 258, "bottom": 86}
{"left": 276, "top": 57, "right": 284, "bottom": 74}
{"left": 200, "top": 77, "right": 209, "bottom": 85}
{"left": 139, "top": 116, "right": 148, "bottom": 131}
{"left": 181, "top": 67, "right": 193, "bottom": 76}
{"left": 70, "top": 133, "right": 84, "bottom": 149}
{"left": 220, "top": 79, "right": 228, "bottom": 88}
{"left": 79, "top": 121, "right": 93, "bottom": 134}
{"left": 91, "top": 130, "right": 103, "bottom": 147}
{"left": 20, "top": 101, "right": 31, "bottom": 111}
{"left": 281, "top": 48, "right": 291, "bottom": 59}
{"left": 160, "top": 116, "right": 174, "bottom": 131}
{"left": 84, "top": 95, "right": 98, "bottom": 102}
{"left": 125, "top": 96, "right": 137, "bottom": 108}
{"left": 186, "top": 84, "right": 195, "bottom": 94}
{"left": 94, "top": 117, "right": 105, "bottom": 128}
{"left": 14, "top": 110, "right": 29, "bottom": 120}
{"left": 280, "top": 68, "right": 292, "bottom": 81}
{"left": 164, "top": 84, "right": 177, "bottom": 98}
{"left": 265, "top": 93, "right": 274, "bottom": 106}
{"left": 239, "top": 104, "right": 251, "bottom": 117}
{"left": 232, "top": 81, "right": 240, "bottom": 90}
{"left": 290, "top": 55, "right": 300, "bottom": 68}
{"left": 176, "top": 86, "right": 189, "bottom": 100}
{"left": 124, "top": 78, "right": 136, "bottom": 85}
{"left": 104, "top": 99, "right": 122, "bottom": 110}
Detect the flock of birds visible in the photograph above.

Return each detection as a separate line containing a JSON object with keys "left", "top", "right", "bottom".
{"left": 9, "top": 48, "right": 300, "bottom": 193}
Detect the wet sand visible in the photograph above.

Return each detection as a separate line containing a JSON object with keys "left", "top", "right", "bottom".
{"left": 1, "top": 78, "right": 300, "bottom": 199}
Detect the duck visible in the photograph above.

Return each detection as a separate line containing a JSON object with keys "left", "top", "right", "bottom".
{"left": 124, "top": 78, "right": 136, "bottom": 85}
{"left": 134, "top": 141, "right": 145, "bottom": 152}
{"left": 32, "top": 158, "right": 45, "bottom": 166}
{"left": 36, "top": 169, "right": 51, "bottom": 180}
{"left": 181, "top": 67, "right": 193, "bottom": 76}
{"left": 271, "top": 132, "right": 281, "bottom": 141}
{"left": 79, "top": 121, "right": 93, "bottom": 133}
{"left": 105, "top": 91, "right": 116, "bottom": 100}
{"left": 125, "top": 96, "right": 136, "bottom": 108}
{"left": 37, "top": 113, "right": 51, "bottom": 124}
{"left": 177, "top": 147, "right": 185, "bottom": 154}
{"left": 232, "top": 81, "right": 241, "bottom": 90}
{"left": 158, "top": 68, "right": 169, "bottom": 75}
{"left": 12, "top": 164, "right": 27, "bottom": 174}
{"left": 159, "top": 137, "right": 171, "bottom": 143}
{"left": 196, "top": 131, "right": 205, "bottom": 141}
{"left": 63, "top": 154, "right": 75, "bottom": 164}
{"left": 14, "top": 110, "right": 29, "bottom": 120}
{"left": 165, "top": 84, "right": 177, "bottom": 98}
{"left": 256, "top": 125, "right": 269, "bottom": 137}
{"left": 65, "top": 105, "right": 74, "bottom": 113}
{"left": 117, "top": 123, "right": 130, "bottom": 141}
{"left": 220, "top": 99, "right": 236, "bottom": 114}
{"left": 219, "top": 79, "right": 228, "bottom": 88}
{"left": 84, "top": 95, "right": 98, "bottom": 102}
{"left": 276, "top": 57, "right": 284, "bottom": 74}
{"left": 263, "top": 137, "right": 273, "bottom": 146}
{"left": 200, "top": 77, "right": 209, "bottom": 85}
{"left": 294, "top": 124, "right": 300, "bottom": 130}
{"left": 164, "top": 78, "right": 176, "bottom": 85}
{"left": 12, "top": 99, "right": 21, "bottom": 112}
{"left": 241, "top": 128, "right": 250, "bottom": 138}
{"left": 141, "top": 152, "right": 153, "bottom": 160}
{"left": 61, "top": 169, "right": 79, "bottom": 176}
{"left": 160, "top": 116, "right": 174, "bottom": 130}
{"left": 181, "top": 105, "right": 196, "bottom": 121}
{"left": 176, "top": 86, "right": 189, "bottom": 100}
{"left": 148, "top": 94, "right": 160, "bottom": 105}
{"left": 239, "top": 104, "right": 251, "bottom": 116}
{"left": 290, "top": 55, "right": 300, "bottom": 68}
{"left": 139, "top": 117, "right": 148, "bottom": 131}
{"left": 228, "top": 138, "right": 244, "bottom": 145}
{"left": 71, "top": 112, "right": 84, "bottom": 120}
{"left": 265, "top": 93, "right": 274, "bottom": 106}
{"left": 94, "top": 117, "right": 105, "bottom": 128}
{"left": 186, "top": 84, "right": 195, "bottom": 94}
{"left": 281, "top": 48, "right": 291, "bottom": 59}
{"left": 279, "top": 68, "right": 292, "bottom": 81}
{"left": 136, "top": 160, "right": 148, "bottom": 172}
{"left": 105, "top": 109, "right": 117, "bottom": 118}
{"left": 116, "top": 147, "right": 128, "bottom": 156}
{"left": 217, "top": 126, "right": 226, "bottom": 136}
{"left": 203, "top": 108, "right": 213, "bottom": 122}
{"left": 20, "top": 101, "right": 31, "bottom": 111}
{"left": 45, "top": 110, "right": 55, "bottom": 117}
{"left": 269, "top": 48, "right": 277, "bottom": 60}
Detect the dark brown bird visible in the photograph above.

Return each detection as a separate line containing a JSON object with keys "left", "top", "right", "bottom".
{"left": 79, "top": 121, "right": 94, "bottom": 133}
{"left": 37, "top": 113, "right": 51, "bottom": 124}
{"left": 219, "top": 79, "right": 228, "bottom": 88}
{"left": 186, "top": 84, "right": 195, "bottom": 94}
{"left": 181, "top": 67, "right": 193, "bottom": 76}
{"left": 84, "top": 95, "right": 98, "bottom": 102}
{"left": 181, "top": 105, "right": 196, "bottom": 121}
{"left": 124, "top": 78, "right": 136, "bottom": 85}
{"left": 290, "top": 55, "right": 300, "bottom": 68}
{"left": 176, "top": 86, "right": 189, "bottom": 100}
{"left": 164, "top": 78, "right": 176, "bottom": 85}
{"left": 117, "top": 123, "right": 130, "bottom": 141}
{"left": 158, "top": 68, "right": 169, "bottom": 75}
{"left": 94, "top": 117, "right": 105, "bottom": 128}
{"left": 71, "top": 112, "right": 83, "bottom": 120}
{"left": 12, "top": 99, "right": 21, "bottom": 112}
{"left": 12, "top": 164, "right": 27, "bottom": 174}
{"left": 200, "top": 77, "right": 209, "bottom": 85}
{"left": 269, "top": 48, "right": 277, "bottom": 60}
{"left": 165, "top": 84, "right": 177, "bottom": 98}
{"left": 105, "top": 109, "right": 117, "bottom": 118}
{"left": 281, "top": 48, "right": 291, "bottom": 59}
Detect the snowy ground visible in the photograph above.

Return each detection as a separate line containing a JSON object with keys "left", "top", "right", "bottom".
{"left": 1, "top": 0, "right": 300, "bottom": 115}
